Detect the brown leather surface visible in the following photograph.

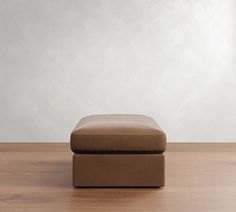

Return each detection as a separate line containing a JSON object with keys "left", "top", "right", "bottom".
{"left": 71, "top": 114, "right": 166, "bottom": 153}
{"left": 73, "top": 154, "right": 165, "bottom": 187}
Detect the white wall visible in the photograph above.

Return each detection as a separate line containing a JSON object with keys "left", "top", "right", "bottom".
{"left": 0, "top": 0, "right": 236, "bottom": 142}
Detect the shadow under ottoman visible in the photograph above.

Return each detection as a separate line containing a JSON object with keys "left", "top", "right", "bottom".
{"left": 70, "top": 114, "right": 166, "bottom": 187}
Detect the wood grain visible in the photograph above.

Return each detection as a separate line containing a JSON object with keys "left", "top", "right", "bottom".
{"left": 0, "top": 143, "right": 236, "bottom": 212}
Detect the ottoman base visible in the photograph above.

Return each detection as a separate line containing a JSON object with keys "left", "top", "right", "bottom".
{"left": 73, "top": 154, "right": 165, "bottom": 187}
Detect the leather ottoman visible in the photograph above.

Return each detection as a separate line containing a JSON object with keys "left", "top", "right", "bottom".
{"left": 70, "top": 114, "right": 166, "bottom": 187}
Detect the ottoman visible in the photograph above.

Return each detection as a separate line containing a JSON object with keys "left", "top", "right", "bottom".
{"left": 70, "top": 114, "right": 166, "bottom": 187}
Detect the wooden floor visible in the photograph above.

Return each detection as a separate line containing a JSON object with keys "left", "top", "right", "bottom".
{"left": 0, "top": 143, "right": 236, "bottom": 212}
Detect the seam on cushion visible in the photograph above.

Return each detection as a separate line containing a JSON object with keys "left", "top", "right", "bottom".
{"left": 73, "top": 150, "right": 165, "bottom": 154}
{"left": 71, "top": 134, "right": 165, "bottom": 137}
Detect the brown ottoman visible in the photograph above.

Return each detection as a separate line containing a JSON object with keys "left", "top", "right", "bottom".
{"left": 70, "top": 114, "right": 166, "bottom": 187}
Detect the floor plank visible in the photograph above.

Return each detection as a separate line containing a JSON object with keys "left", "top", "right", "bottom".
{"left": 0, "top": 143, "right": 236, "bottom": 212}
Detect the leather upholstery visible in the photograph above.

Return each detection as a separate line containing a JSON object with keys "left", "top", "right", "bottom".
{"left": 71, "top": 114, "right": 166, "bottom": 154}
{"left": 73, "top": 154, "right": 165, "bottom": 187}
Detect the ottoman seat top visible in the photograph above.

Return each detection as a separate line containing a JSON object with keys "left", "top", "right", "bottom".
{"left": 70, "top": 114, "right": 166, "bottom": 154}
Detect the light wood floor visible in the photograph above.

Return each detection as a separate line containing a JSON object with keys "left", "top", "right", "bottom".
{"left": 0, "top": 143, "right": 236, "bottom": 212}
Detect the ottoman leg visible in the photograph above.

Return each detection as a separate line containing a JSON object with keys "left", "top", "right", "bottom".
{"left": 73, "top": 154, "right": 165, "bottom": 187}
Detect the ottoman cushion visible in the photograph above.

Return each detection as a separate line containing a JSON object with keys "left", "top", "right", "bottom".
{"left": 71, "top": 114, "right": 166, "bottom": 154}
